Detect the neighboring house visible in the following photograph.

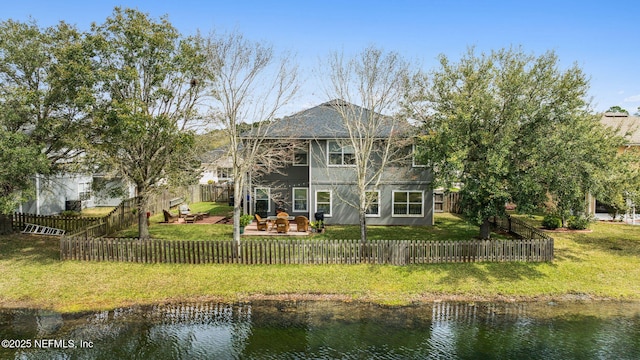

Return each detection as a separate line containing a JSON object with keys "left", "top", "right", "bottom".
{"left": 18, "top": 174, "right": 135, "bottom": 215}
{"left": 241, "top": 100, "right": 434, "bottom": 226}
{"left": 588, "top": 112, "right": 640, "bottom": 217}
{"left": 199, "top": 147, "right": 234, "bottom": 185}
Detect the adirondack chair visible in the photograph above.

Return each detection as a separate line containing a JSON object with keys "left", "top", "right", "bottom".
{"left": 163, "top": 209, "right": 179, "bottom": 223}
{"left": 255, "top": 214, "right": 268, "bottom": 231}
{"left": 275, "top": 217, "right": 290, "bottom": 233}
{"left": 295, "top": 216, "right": 309, "bottom": 232}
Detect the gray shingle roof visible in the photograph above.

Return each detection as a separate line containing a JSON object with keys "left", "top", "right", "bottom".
{"left": 241, "top": 99, "right": 405, "bottom": 139}
{"left": 601, "top": 112, "right": 640, "bottom": 145}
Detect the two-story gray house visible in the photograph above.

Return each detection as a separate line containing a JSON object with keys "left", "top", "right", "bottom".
{"left": 242, "top": 100, "right": 434, "bottom": 226}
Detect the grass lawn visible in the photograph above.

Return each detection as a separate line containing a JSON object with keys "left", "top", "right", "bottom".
{"left": 117, "top": 202, "right": 508, "bottom": 241}
{"left": 1, "top": 212, "right": 639, "bottom": 312}
{"left": 80, "top": 206, "right": 116, "bottom": 217}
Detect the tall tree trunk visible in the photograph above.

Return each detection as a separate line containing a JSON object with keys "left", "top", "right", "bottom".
{"left": 232, "top": 181, "right": 242, "bottom": 258}
{"left": 137, "top": 194, "right": 149, "bottom": 240}
{"left": 359, "top": 211, "right": 367, "bottom": 245}
{"left": 480, "top": 218, "right": 491, "bottom": 239}
{"left": 359, "top": 211, "right": 369, "bottom": 261}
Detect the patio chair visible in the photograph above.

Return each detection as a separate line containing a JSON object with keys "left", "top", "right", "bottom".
{"left": 255, "top": 214, "right": 268, "bottom": 231}
{"left": 295, "top": 216, "right": 309, "bottom": 232}
{"left": 275, "top": 217, "right": 290, "bottom": 233}
{"left": 179, "top": 204, "right": 191, "bottom": 218}
{"left": 163, "top": 209, "right": 179, "bottom": 223}
{"left": 184, "top": 214, "right": 197, "bottom": 223}
{"left": 277, "top": 212, "right": 289, "bottom": 218}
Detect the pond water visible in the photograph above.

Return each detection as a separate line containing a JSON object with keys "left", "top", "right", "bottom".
{"left": 1, "top": 301, "right": 639, "bottom": 359}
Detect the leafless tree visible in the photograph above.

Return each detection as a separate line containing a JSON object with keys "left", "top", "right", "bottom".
{"left": 318, "top": 46, "right": 415, "bottom": 243}
{"left": 203, "top": 31, "right": 299, "bottom": 249}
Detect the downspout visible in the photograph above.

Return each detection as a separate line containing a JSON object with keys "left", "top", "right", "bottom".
{"left": 309, "top": 140, "right": 313, "bottom": 218}
{"left": 248, "top": 170, "right": 252, "bottom": 215}
{"left": 35, "top": 174, "right": 41, "bottom": 215}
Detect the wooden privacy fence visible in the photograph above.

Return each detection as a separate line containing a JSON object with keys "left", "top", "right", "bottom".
{"left": 12, "top": 213, "right": 102, "bottom": 233}
{"left": 60, "top": 238, "right": 554, "bottom": 265}
{"left": 199, "top": 184, "right": 232, "bottom": 203}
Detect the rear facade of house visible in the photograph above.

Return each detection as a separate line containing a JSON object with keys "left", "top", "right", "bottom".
{"left": 246, "top": 100, "right": 434, "bottom": 226}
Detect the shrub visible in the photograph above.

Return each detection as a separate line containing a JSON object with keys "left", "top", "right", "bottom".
{"left": 568, "top": 215, "right": 592, "bottom": 230}
{"left": 542, "top": 215, "right": 562, "bottom": 230}
{"left": 239, "top": 214, "right": 254, "bottom": 227}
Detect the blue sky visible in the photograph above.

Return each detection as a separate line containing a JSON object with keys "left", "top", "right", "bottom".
{"left": 4, "top": 0, "right": 639, "bottom": 114}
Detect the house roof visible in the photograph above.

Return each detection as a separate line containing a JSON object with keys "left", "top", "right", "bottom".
{"left": 241, "top": 99, "right": 407, "bottom": 139}
{"left": 600, "top": 112, "right": 640, "bottom": 145}
{"left": 200, "top": 146, "right": 232, "bottom": 165}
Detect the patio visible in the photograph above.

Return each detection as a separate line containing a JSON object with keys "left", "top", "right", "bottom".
{"left": 242, "top": 220, "right": 311, "bottom": 236}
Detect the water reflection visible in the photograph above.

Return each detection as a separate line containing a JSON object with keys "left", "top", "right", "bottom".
{"left": 0, "top": 301, "right": 639, "bottom": 359}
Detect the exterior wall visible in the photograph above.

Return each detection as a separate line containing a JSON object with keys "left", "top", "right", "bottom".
{"left": 18, "top": 174, "right": 133, "bottom": 215}
{"left": 309, "top": 183, "right": 433, "bottom": 226}
{"left": 252, "top": 153, "right": 310, "bottom": 217}
{"left": 199, "top": 157, "right": 234, "bottom": 184}
{"left": 19, "top": 174, "right": 93, "bottom": 215}
{"left": 252, "top": 139, "right": 434, "bottom": 226}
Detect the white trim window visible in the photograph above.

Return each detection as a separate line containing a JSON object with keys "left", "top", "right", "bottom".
{"left": 315, "top": 190, "right": 332, "bottom": 217}
{"left": 365, "top": 190, "right": 380, "bottom": 217}
{"left": 78, "top": 181, "right": 92, "bottom": 201}
{"left": 292, "top": 188, "right": 308, "bottom": 212}
{"left": 217, "top": 167, "right": 233, "bottom": 180}
{"left": 255, "top": 187, "right": 270, "bottom": 214}
{"left": 392, "top": 190, "right": 424, "bottom": 217}
{"left": 327, "top": 140, "right": 356, "bottom": 166}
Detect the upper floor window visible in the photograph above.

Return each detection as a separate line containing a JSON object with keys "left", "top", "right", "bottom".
{"left": 328, "top": 140, "right": 356, "bottom": 166}
{"left": 293, "top": 150, "right": 308, "bottom": 166}
{"left": 217, "top": 167, "right": 233, "bottom": 180}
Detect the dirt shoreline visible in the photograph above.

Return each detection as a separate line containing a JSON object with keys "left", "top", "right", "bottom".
{"left": 2, "top": 293, "right": 636, "bottom": 313}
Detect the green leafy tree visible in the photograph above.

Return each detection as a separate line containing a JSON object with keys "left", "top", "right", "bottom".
{"left": 606, "top": 105, "right": 628, "bottom": 114}
{"left": 88, "top": 8, "right": 207, "bottom": 239}
{"left": 533, "top": 113, "right": 629, "bottom": 225}
{"left": 407, "top": 47, "right": 615, "bottom": 238}
{"left": 0, "top": 130, "right": 49, "bottom": 233}
{"left": 0, "top": 19, "right": 95, "bottom": 217}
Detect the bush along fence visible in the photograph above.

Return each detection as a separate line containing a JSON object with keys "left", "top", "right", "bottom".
{"left": 60, "top": 237, "right": 554, "bottom": 265}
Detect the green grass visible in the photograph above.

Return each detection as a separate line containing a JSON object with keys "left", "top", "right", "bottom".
{"left": 119, "top": 203, "right": 507, "bottom": 241}
{"left": 80, "top": 206, "right": 116, "bottom": 217}
{"left": 1, "top": 213, "right": 639, "bottom": 312}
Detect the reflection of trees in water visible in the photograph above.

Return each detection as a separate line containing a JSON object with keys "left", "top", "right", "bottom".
{"left": 89, "top": 303, "right": 254, "bottom": 359}
{"left": 1, "top": 302, "right": 639, "bottom": 359}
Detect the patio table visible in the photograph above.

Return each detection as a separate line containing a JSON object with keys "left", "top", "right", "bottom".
{"left": 265, "top": 216, "right": 294, "bottom": 231}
